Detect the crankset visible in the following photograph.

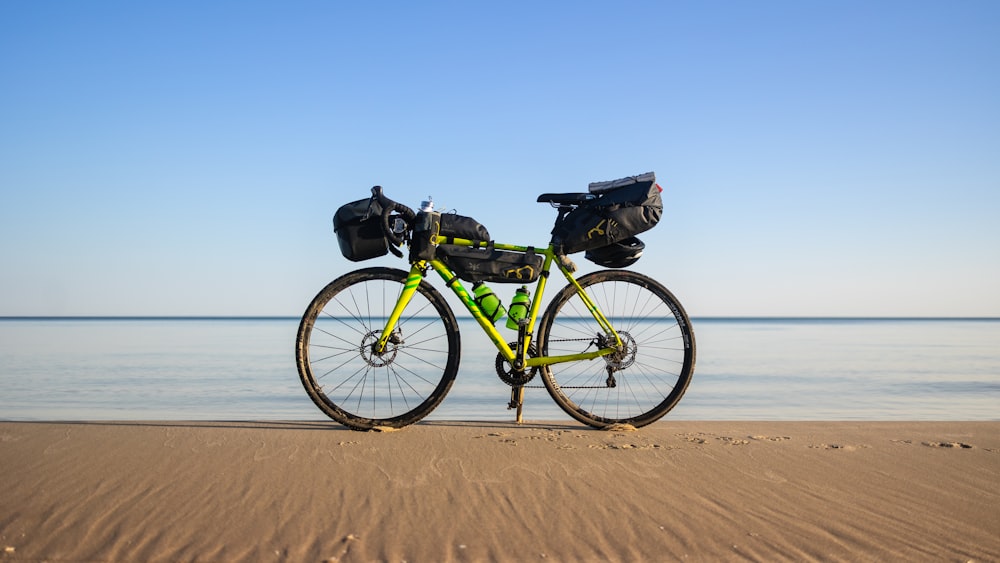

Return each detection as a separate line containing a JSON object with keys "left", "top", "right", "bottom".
{"left": 495, "top": 342, "right": 538, "bottom": 386}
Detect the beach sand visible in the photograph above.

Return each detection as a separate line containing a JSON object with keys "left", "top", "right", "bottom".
{"left": 1, "top": 420, "right": 997, "bottom": 562}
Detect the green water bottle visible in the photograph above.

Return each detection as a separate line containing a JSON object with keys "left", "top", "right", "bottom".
{"left": 506, "top": 286, "right": 530, "bottom": 330}
{"left": 473, "top": 282, "right": 506, "bottom": 325}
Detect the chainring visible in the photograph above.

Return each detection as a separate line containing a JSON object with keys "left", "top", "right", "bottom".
{"left": 495, "top": 342, "right": 538, "bottom": 386}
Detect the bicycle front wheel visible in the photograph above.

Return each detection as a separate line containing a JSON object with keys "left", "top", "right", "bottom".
{"left": 295, "top": 267, "right": 461, "bottom": 430}
{"left": 537, "top": 270, "right": 695, "bottom": 428}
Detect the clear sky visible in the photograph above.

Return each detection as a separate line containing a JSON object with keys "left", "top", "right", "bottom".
{"left": 1, "top": 1, "right": 998, "bottom": 317}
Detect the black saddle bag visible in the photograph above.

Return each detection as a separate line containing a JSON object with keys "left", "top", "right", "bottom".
{"left": 551, "top": 173, "right": 662, "bottom": 254}
{"left": 333, "top": 197, "right": 388, "bottom": 262}
{"left": 437, "top": 244, "right": 544, "bottom": 284}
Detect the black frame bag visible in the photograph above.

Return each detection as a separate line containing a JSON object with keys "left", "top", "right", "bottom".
{"left": 552, "top": 174, "right": 662, "bottom": 255}
{"left": 437, "top": 244, "right": 544, "bottom": 284}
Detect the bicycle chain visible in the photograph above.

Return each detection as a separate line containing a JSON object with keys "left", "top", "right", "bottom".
{"left": 512, "top": 338, "right": 604, "bottom": 389}
{"left": 495, "top": 336, "right": 600, "bottom": 387}
{"left": 518, "top": 335, "right": 634, "bottom": 390}
{"left": 504, "top": 336, "right": 599, "bottom": 389}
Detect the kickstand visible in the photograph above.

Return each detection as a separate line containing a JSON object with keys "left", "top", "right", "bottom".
{"left": 508, "top": 386, "right": 525, "bottom": 424}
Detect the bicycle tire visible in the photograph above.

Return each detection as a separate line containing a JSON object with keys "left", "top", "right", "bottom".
{"left": 537, "top": 270, "right": 696, "bottom": 428}
{"left": 295, "top": 267, "right": 461, "bottom": 430}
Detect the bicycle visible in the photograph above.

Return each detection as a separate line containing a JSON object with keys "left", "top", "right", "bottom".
{"left": 295, "top": 173, "right": 696, "bottom": 430}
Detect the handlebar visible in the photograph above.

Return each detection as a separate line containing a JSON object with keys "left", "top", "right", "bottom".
{"left": 371, "top": 186, "right": 416, "bottom": 249}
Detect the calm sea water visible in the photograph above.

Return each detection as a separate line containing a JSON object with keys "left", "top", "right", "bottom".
{"left": 0, "top": 318, "right": 997, "bottom": 422}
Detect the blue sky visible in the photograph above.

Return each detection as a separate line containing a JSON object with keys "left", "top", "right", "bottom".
{"left": 1, "top": 1, "right": 998, "bottom": 317}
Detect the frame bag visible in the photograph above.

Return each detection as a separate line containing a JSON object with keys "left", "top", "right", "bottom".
{"left": 552, "top": 173, "right": 662, "bottom": 255}
{"left": 437, "top": 244, "right": 544, "bottom": 284}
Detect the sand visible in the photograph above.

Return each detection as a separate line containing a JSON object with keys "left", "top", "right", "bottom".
{"left": 1, "top": 420, "right": 998, "bottom": 562}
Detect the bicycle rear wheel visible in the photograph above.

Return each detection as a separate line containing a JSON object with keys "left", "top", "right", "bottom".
{"left": 537, "top": 270, "right": 695, "bottom": 428}
{"left": 295, "top": 267, "right": 460, "bottom": 430}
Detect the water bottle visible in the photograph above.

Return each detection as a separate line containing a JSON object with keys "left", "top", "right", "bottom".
{"left": 473, "top": 282, "right": 506, "bottom": 325}
{"left": 506, "top": 286, "right": 530, "bottom": 330}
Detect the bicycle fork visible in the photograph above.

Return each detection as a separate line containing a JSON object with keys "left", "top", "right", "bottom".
{"left": 373, "top": 267, "right": 425, "bottom": 355}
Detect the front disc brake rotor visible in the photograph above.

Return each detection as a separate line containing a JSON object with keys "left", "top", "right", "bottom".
{"left": 361, "top": 330, "right": 399, "bottom": 367}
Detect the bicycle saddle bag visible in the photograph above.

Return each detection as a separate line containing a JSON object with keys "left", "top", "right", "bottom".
{"left": 437, "top": 244, "right": 544, "bottom": 284}
{"left": 333, "top": 197, "right": 389, "bottom": 262}
{"left": 550, "top": 172, "right": 662, "bottom": 255}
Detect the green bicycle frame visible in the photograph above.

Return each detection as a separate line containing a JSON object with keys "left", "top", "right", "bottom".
{"left": 374, "top": 236, "right": 623, "bottom": 369}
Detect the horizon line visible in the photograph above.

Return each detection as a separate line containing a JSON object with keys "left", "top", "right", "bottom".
{"left": 2, "top": 315, "right": 1000, "bottom": 322}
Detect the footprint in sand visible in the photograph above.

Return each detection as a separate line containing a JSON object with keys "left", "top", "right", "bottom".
{"left": 752, "top": 435, "right": 791, "bottom": 442}
{"left": 474, "top": 432, "right": 511, "bottom": 440}
{"left": 718, "top": 436, "right": 750, "bottom": 446}
{"left": 679, "top": 432, "right": 710, "bottom": 444}
{"left": 809, "top": 443, "right": 868, "bottom": 451}
{"left": 922, "top": 441, "right": 974, "bottom": 449}
{"left": 588, "top": 442, "right": 662, "bottom": 450}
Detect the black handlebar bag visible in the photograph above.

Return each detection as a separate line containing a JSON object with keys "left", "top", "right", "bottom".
{"left": 333, "top": 197, "right": 389, "bottom": 262}
{"left": 551, "top": 173, "right": 663, "bottom": 255}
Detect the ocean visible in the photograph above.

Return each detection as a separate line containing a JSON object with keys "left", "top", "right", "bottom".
{"left": 1, "top": 317, "right": 998, "bottom": 423}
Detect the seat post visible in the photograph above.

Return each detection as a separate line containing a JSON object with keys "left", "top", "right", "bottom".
{"left": 550, "top": 204, "right": 573, "bottom": 236}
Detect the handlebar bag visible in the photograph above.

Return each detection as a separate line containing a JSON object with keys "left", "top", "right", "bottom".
{"left": 551, "top": 173, "right": 662, "bottom": 255}
{"left": 437, "top": 244, "right": 544, "bottom": 284}
{"left": 333, "top": 197, "right": 389, "bottom": 262}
